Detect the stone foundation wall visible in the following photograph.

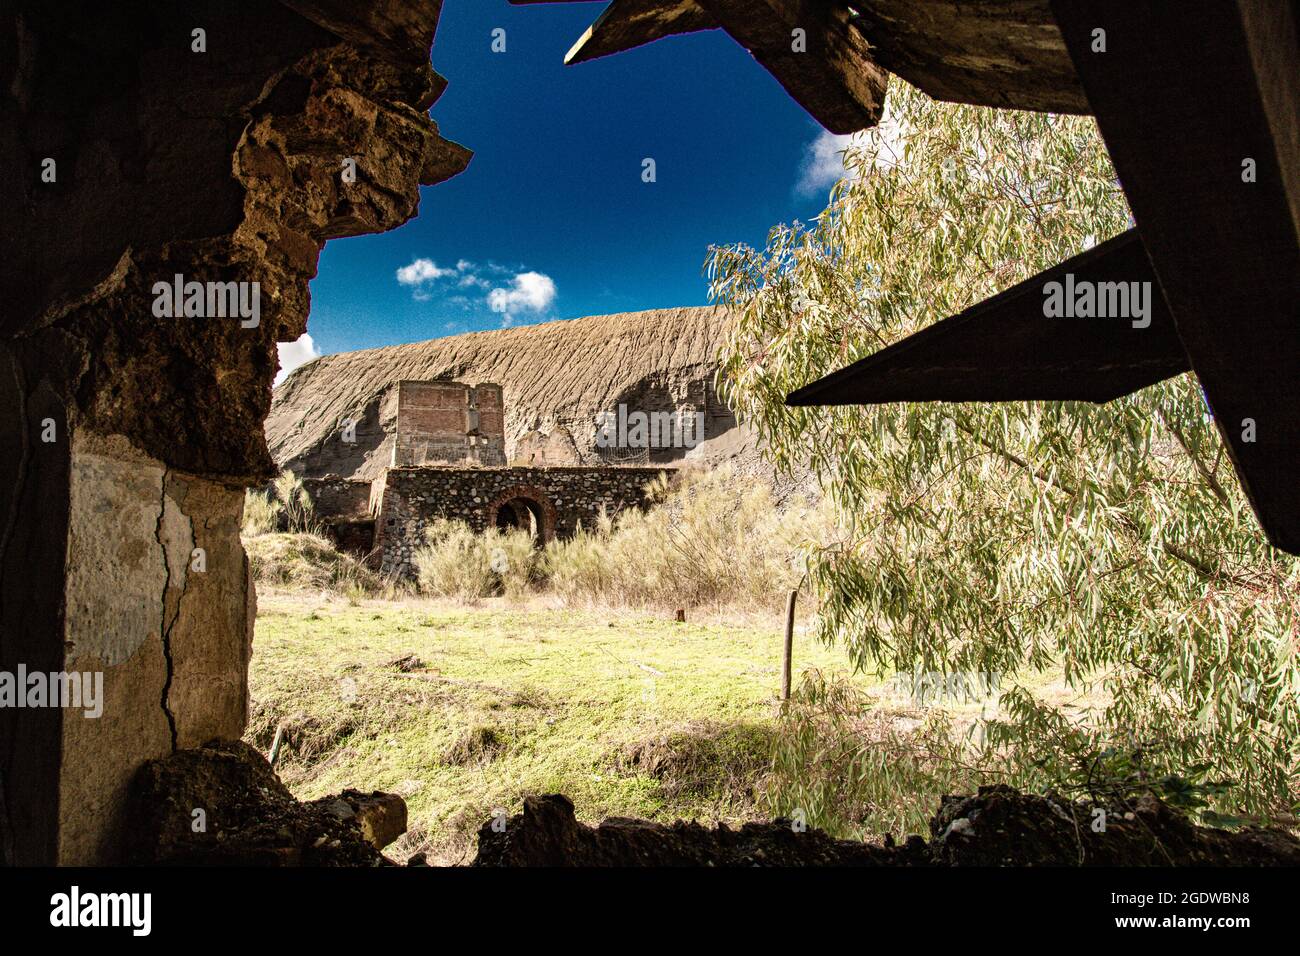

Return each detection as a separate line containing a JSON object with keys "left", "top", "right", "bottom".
{"left": 301, "top": 476, "right": 372, "bottom": 518}
{"left": 374, "top": 466, "right": 669, "bottom": 579}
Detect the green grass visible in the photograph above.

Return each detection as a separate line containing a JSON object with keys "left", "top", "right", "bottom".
{"left": 247, "top": 591, "right": 869, "bottom": 864}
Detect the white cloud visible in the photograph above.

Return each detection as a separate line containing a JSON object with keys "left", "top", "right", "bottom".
{"left": 487, "top": 271, "right": 556, "bottom": 319}
{"left": 274, "top": 332, "right": 321, "bottom": 387}
{"left": 796, "top": 130, "right": 854, "bottom": 196}
{"left": 396, "top": 256, "right": 557, "bottom": 322}
{"left": 395, "top": 257, "right": 455, "bottom": 286}
{"left": 795, "top": 116, "right": 911, "bottom": 196}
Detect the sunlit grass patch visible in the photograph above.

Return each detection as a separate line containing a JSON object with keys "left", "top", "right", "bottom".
{"left": 247, "top": 591, "right": 866, "bottom": 864}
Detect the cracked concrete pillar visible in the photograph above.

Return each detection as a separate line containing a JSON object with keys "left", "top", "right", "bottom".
{"left": 0, "top": 0, "right": 468, "bottom": 863}
{"left": 58, "top": 431, "right": 255, "bottom": 863}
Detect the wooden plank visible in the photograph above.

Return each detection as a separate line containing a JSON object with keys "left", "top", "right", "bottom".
{"left": 516, "top": 1, "right": 1086, "bottom": 119}
{"left": 786, "top": 230, "right": 1190, "bottom": 406}
{"left": 1052, "top": 0, "right": 1300, "bottom": 554}
{"left": 568, "top": 0, "right": 717, "bottom": 65}
{"left": 850, "top": 1, "right": 1088, "bottom": 114}
{"left": 509, "top": 0, "right": 718, "bottom": 65}
{"left": 696, "top": 0, "right": 887, "bottom": 132}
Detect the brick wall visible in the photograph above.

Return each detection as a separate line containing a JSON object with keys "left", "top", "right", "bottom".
{"left": 374, "top": 466, "right": 670, "bottom": 579}
{"left": 392, "top": 380, "right": 506, "bottom": 467}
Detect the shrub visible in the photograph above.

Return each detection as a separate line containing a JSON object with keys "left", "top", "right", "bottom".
{"left": 708, "top": 80, "right": 1300, "bottom": 816}
{"left": 412, "top": 519, "right": 537, "bottom": 602}
{"left": 273, "top": 470, "right": 316, "bottom": 533}
{"left": 242, "top": 470, "right": 317, "bottom": 537}
{"left": 245, "top": 532, "right": 381, "bottom": 593}
{"left": 766, "top": 670, "right": 986, "bottom": 840}
{"left": 242, "top": 489, "right": 279, "bottom": 537}
{"left": 544, "top": 466, "right": 829, "bottom": 612}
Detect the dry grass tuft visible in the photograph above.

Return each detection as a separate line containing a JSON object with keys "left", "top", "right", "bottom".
{"left": 245, "top": 532, "right": 383, "bottom": 596}
{"left": 544, "top": 466, "right": 827, "bottom": 613}
{"left": 444, "top": 725, "right": 505, "bottom": 766}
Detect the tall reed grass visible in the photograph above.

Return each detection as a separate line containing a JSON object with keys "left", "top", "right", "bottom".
{"left": 412, "top": 468, "right": 828, "bottom": 612}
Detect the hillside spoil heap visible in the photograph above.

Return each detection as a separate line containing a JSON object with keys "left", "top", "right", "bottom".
{"left": 267, "top": 307, "right": 743, "bottom": 479}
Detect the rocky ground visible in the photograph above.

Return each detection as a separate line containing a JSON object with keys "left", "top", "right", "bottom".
{"left": 126, "top": 739, "right": 1300, "bottom": 867}
{"left": 475, "top": 789, "right": 1300, "bottom": 867}
{"left": 127, "top": 740, "right": 405, "bottom": 866}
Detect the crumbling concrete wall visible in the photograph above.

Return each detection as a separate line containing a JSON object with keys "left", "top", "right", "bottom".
{"left": 375, "top": 466, "right": 668, "bottom": 579}
{"left": 60, "top": 431, "right": 254, "bottom": 864}
{"left": 0, "top": 0, "right": 467, "bottom": 864}
{"left": 514, "top": 426, "right": 582, "bottom": 467}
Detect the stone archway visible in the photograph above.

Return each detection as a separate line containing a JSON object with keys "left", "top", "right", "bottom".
{"left": 487, "top": 484, "right": 557, "bottom": 544}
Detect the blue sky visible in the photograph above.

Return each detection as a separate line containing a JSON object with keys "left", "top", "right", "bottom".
{"left": 280, "top": 0, "right": 851, "bottom": 379}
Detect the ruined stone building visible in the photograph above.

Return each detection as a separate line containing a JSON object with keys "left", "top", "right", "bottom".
{"left": 303, "top": 380, "right": 668, "bottom": 579}
{"left": 267, "top": 307, "right": 743, "bottom": 483}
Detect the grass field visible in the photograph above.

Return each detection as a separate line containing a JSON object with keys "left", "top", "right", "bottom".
{"left": 247, "top": 590, "right": 871, "bottom": 864}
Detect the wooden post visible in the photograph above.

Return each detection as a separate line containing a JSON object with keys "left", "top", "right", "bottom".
{"left": 268, "top": 723, "right": 286, "bottom": 768}
{"left": 781, "top": 589, "right": 797, "bottom": 701}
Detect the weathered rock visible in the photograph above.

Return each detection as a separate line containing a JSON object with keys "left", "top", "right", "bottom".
{"left": 474, "top": 788, "right": 1300, "bottom": 867}
{"left": 324, "top": 789, "right": 408, "bottom": 850}
{"left": 126, "top": 739, "right": 405, "bottom": 865}
{"left": 474, "top": 794, "right": 914, "bottom": 866}
{"left": 1, "top": 0, "right": 467, "bottom": 864}
{"left": 926, "top": 786, "right": 1300, "bottom": 866}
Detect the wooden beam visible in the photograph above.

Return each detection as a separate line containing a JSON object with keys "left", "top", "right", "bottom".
{"left": 553, "top": 0, "right": 718, "bottom": 65}
{"left": 516, "top": 2, "right": 1088, "bottom": 121}
{"left": 1052, "top": 0, "right": 1300, "bottom": 554}
{"left": 506, "top": 0, "right": 717, "bottom": 66}
{"left": 695, "top": 0, "right": 887, "bottom": 133}
{"left": 787, "top": 230, "right": 1189, "bottom": 406}
{"left": 849, "top": 1, "right": 1089, "bottom": 115}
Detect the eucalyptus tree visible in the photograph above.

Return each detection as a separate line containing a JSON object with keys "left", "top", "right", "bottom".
{"left": 707, "top": 83, "right": 1298, "bottom": 817}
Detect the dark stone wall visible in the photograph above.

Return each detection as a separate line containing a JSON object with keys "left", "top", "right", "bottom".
{"left": 328, "top": 518, "right": 376, "bottom": 556}
{"left": 374, "top": 466, "right": 670, "bottom": 579}
{"left": 301, "top": 476, "right": 372, "bottom": 518}
{"left": 0, "top": 344, "right": 70, "bottom": 866}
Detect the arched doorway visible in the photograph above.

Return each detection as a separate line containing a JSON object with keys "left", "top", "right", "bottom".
{"left": 486, "top": 485, "right": 557, "bottom": 544}
{"left": 494, "top": 496, "right": 544, "bottom": 539}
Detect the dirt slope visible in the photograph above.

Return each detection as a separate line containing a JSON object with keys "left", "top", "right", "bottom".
{"left": 266, "top": 307, "right": 763, "bottom": 482}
